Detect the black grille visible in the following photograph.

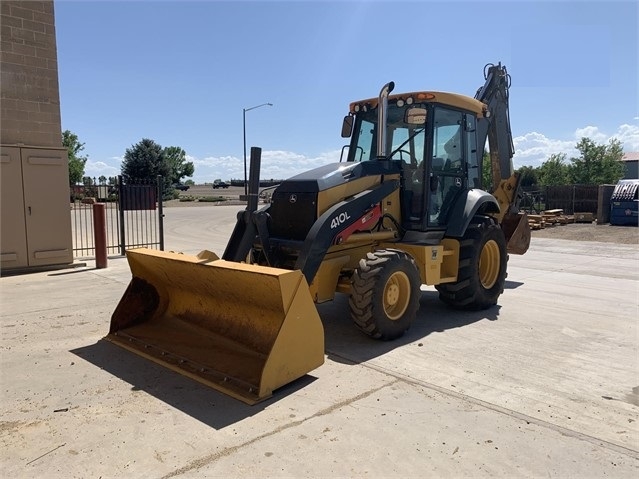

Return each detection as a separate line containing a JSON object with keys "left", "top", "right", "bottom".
{"left": 269, "top": 191, "right": 317, "bottom": 241}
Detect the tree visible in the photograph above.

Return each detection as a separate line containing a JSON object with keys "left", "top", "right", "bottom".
{"left": 121, "top": 138, "right": 171, "bottom": 183}
{"left": 164, "top": 146, "right": 194, "bottom": 184}
{"left": 538, "top": 153, "right": 570, "bottom": 186}
{"left": 516, "top": 165, "right": 539, "bottom": 188}
{"left": 98, "top": 175, "right": 107, "bottom": 185}
{"left": 62, "top": 130, "right": 88, "bottom": 185}
{"left": 568, "top": 138, "right": 625, "bottom": 185}
{"left": 481, "top": 152, "right": 492, "bottom": 190}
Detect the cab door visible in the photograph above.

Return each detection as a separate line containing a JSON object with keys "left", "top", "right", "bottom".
{"left": 427, "top": 108, "right": 467, "bottom": 227}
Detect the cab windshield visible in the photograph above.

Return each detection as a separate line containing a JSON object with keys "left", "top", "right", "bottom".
{"left": 348, "top": 104, "right": 427, "bottom": 165}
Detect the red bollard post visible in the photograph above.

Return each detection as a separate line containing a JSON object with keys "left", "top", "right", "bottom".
{"left": 93, "top": 203, "right": 108, "bottom": 269}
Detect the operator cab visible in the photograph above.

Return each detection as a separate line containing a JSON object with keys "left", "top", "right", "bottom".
{"left": 341, "top": 93, "right": 482, "bottom": 233}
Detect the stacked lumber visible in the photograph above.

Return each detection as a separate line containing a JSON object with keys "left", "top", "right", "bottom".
{"left": 573, "top": 212, "right": 595, "bottom": 223}
{"left": 527, "top": 209, "right": 575, "bottom": 229}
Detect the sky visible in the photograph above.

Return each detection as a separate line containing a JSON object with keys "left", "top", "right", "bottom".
{"left": 54, "top": 0, "right": 639, "bottom": 183}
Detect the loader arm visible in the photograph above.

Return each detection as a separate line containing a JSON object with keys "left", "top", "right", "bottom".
{"left": 222, "top": 146, "right": 266, "bottom": 262}
{"left": 294, "top": 179, "right": 399, "bottom": 284}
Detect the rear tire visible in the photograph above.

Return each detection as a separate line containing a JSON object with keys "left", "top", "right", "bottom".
{"left": 436, "top": 216, "right": 507, "bottom": 310}
{"left": 349, "top": 249, "right": 421, "bottom": 340}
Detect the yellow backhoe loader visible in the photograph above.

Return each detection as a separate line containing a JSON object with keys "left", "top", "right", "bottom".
{"left": 107, "top": 62, "right": 530, "bottom": 404}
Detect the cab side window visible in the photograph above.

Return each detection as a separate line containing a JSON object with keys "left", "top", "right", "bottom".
{"left": 465, "top": 114, "right": 479, "bottom": 188}
{"left": 433, "top": 109, "right": 463, "bottom": 171}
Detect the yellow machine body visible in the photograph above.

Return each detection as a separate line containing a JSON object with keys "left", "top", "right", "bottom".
{"left": 107, "top": 248, "right": 325, "bottom": 404}
{"left": 107, "top": 65, "right": 529, "bottom": 403}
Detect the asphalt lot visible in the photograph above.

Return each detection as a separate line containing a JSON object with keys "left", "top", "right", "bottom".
{"left": 1, "top": 204, "right": 638, "bottom": 478}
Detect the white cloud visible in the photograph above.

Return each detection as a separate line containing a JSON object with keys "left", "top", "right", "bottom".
{"left": 513, "top": 133, "right": 576, "bottom": 167}
{"left": 574, "top": 126, "right": 607, "bottom": 143}
{"left": 615, "top": 124, "right": 639, "bottom": 151}
{"left": 84, "top": 160, "right": 119, "bottom": 179}
{"left": 189, "top": 150, "right": 340, "bottom": 183}
{"left": 513, "top": 123, "right": 639, "bottom": 168}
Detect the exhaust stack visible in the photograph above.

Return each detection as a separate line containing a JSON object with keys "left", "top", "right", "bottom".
{"left": 376, "top": 81, "right": 395, "bottom": 159}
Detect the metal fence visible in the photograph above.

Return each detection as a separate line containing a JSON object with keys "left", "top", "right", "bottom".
{"left": 521, "top": 185, "right": 601, "bottom": 215}
{"left": 71, "top": 200, "right": 121, "bottom": 257}
{"left": 545, "top": 185, "right": 599, "bottom": 215}
{"left": 70, "top": 176, "right": 164, "bottom": 259}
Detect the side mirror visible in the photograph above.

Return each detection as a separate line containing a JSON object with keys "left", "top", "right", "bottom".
{"left": 341, "top": 116, "right": 353, "bottom": 138}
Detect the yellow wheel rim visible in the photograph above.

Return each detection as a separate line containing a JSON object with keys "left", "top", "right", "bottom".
{"left": 479, "top": 239, "right": 500, "bottom": 289}
{"left": 383, "top": 271, "right": 411, "bottom": 320}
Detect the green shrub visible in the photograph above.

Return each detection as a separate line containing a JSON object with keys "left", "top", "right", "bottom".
{"left": 198, "top": 196, "right": 226, "bottom": 203}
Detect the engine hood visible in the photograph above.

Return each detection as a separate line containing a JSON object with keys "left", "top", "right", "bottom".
{"left": 275, "top": 161, "right": 401, "bottom": 193}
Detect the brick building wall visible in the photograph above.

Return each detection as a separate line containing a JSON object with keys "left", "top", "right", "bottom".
{"left": 0, "top": 0, "right": 62, "bottom": 148}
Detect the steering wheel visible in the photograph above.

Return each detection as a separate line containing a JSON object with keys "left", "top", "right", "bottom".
{"left": 391, "top": 149, "right": 415, "bottom": 164}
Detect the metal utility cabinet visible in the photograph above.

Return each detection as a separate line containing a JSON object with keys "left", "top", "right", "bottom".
{"left": 1, "top": 146, "right": 73, "bottom": 270}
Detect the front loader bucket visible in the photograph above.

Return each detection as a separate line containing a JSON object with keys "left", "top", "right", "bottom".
{"left": 502, "top": 212, "right": 531, "bottom": 255}
{"left": 106, "top": 248, "right": 325, "bottom": 405}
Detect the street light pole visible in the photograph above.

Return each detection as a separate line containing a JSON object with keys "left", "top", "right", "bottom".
{"left": 243, "top": 102, "right": 272, "bottom": 195}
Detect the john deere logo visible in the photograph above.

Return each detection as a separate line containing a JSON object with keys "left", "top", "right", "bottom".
{"left": 289, "top": 194, "right": 297, "bottom": 203}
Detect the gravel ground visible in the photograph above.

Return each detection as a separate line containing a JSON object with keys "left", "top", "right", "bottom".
{"left": 531, "top": 221, "right": 638, "bottom": 244}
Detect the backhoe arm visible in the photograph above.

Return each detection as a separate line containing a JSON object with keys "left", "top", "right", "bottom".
{"left": 475, "top": 63, "right": 530, "bottom": 254}
{"left": 475, "top": 62, "right": 515, "bottom": 188}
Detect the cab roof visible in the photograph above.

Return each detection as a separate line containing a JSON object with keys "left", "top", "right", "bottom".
{"left": 349, "top": 91, "right": 486, "bottom": 116}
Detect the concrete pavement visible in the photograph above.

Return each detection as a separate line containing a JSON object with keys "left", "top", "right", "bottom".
{"left": 1, "top": 204, "right": 638, "bottom": 478}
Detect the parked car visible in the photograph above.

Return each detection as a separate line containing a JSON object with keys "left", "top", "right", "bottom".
{"left": 173, "top": 183, "right": 190, "bottom": 191}
{"left": 212, "top": 180, "right": 229, "bottom": 189}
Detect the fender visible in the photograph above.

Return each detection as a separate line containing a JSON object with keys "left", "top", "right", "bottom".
{"left": 445, "top": 189, "right": 500, "bottom": 238}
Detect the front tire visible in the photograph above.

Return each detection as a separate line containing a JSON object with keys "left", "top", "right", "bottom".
{"left": 436, "top": 216, "right": 507, "bottom": 310}
{"left": 349, "top": 250, "right": 421, "bottom": 340}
